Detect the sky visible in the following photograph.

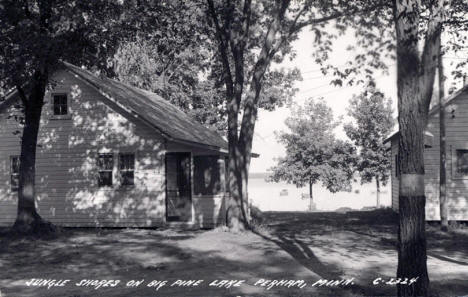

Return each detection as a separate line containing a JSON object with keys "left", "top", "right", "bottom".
{"left": 249, "top": 29, "right": 467, "bottom": 173}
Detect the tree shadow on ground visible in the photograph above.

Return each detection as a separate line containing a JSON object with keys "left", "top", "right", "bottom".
{"left": 258, "top": 209, "right": 468, "bottom": 297}
{"left": 0, "top": 227, "right": 348, "bottom": 297}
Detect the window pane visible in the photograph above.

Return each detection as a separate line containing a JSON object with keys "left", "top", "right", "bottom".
{"left": 53, "top": 95, "right": 67, "bottom": 115}
{"left": 11, "top": 175, "right": 19, "bottom": 191}
{"left": 121, "top": 171, "right": 134, "bottom": 186}
{"left": 11, "top": 156, "right": 20, "bottom": 174}
{"left": 98, "top": 171, "right": 112, "bottom": 186}
{"left": 53, "top": 106, "right": 61, "bottom": 115}
{"left": 193, "top": 156, "right": 221, "bottom": 195}
{"left": 98, "top": 154, "right": 113, "bottom": 170}
{"left": 119, "top": 154, "right": 134, "bottom": 170}
{"left": 457, "top": 150, "right": 468, "bottom": 174}
{"left": 10, "top": 155, "right": 20, "bottom": 191}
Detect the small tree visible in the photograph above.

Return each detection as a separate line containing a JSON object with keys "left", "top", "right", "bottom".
{"left": 344, "top": 84, "right": 394, "bottom": 208}
{"left": 269, "top": 98, "right": 357, "bottom": 210}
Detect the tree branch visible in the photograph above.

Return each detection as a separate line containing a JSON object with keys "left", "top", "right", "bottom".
{"left": 206, "top": 0, "right": 234, "bottom": 93}
{"left": 421, "top": 0, "right": 448, "bottom": 110}
{"left": 15, "top": 84, "right": 29, "bottom": 107}
{"left": 290, "top": 1, "right": 388, "bottom": 35}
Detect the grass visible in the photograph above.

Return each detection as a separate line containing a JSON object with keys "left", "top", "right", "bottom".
{"left": 0, "top": 209, "right": 467, "bottom": 297}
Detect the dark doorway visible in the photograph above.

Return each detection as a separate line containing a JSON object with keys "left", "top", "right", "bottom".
{"left": 165, "top": 152, "right": 192, "bottom": 222}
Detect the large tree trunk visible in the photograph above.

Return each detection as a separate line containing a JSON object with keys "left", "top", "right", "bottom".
{"left": 396, "top": 67, "right": 432, "bottom": 297}
{"left": 376, "top": 178, "right": 381, "bottom": 208}
{"left": 438, "top": 49, "right": 448, "bottom": 231}
{"left": 12, "top": 71, "right": 50, "bottom": 233}
{"left": 393, "top": 0, "right": 442, "bottom": 295}
{"left": 226, "top": 138, "right": 250, "bottom": 231}
{"left": 396, "top": 68, "right": 432, "bottom": 296}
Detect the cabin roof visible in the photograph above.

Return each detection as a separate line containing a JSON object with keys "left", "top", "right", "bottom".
{"left": 0, "top": 63, "right": 229, "bottom": 151}
{"left": 64, "top": 63, "right": 228, "bottom": 151}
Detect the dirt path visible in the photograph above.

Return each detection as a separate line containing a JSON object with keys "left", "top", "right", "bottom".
{"left": 1, "top": 210, "right": 467, "bottom": 296}
{"left": 0, "top": 228, "right": 349, "bottom": 297}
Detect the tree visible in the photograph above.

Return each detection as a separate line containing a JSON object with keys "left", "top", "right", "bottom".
{"left": 269, "top": 98, "right": 357, "bottom": 210}
{"left": 0, "top": 0, "right": 122, "bottom": 233}
{"left": 344, "top": 84, "right": 394, "bottom": 208}
{"left": 112, "top": 34, "right": 228, "bottom": 132}
{"left": 310, "top": 0, "right": 461, "bottom": 294}
{"left": 391, "top": 2, "right": 447, "bottom": 295}
{"left": 109, "top": 1, "right": 229, "bottom": 132}
{"left": 206, "top": 0, "right": 384, "bottom": 231}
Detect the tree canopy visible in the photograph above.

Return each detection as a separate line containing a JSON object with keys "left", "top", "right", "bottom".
{"left": 269, "top": 98, "right": 357, "bottom": 193}
{"left": 344, "top": 84, "right": 394, "bottom": 206}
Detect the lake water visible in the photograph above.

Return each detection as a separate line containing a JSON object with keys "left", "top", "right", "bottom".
{"left": 248, "top": 174, "right": 391, "bottom": 212}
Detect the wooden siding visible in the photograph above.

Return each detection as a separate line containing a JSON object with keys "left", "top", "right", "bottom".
{"left": 0, "top": 68, "right": 227, "bottom": 228}
{"left": 424, "top": 90, "right": 468, "bottom": 220}
{"left": 0, "top": 69, "right": 167, "bottom": 227}
{"left": 390, "top": 89, "right": 468, "bottom": 220}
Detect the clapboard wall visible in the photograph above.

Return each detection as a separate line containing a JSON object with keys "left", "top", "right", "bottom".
{"left": 390, "top": 86, "right": 468, "bottom": 220}
{"left": 0, "top": 68, "right": 167, "bottom": 227}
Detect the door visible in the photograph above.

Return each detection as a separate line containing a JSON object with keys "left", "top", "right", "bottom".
{"left": 165, "top": 152, "right": 192, "bottom": 222}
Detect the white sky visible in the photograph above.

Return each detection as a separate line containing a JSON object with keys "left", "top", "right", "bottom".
{"left": 250, "top": 29, "right": 467, "bottom": 173}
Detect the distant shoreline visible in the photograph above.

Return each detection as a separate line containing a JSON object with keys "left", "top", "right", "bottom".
{"left": 250, "top": 172, "right": 271, "bottom": 179}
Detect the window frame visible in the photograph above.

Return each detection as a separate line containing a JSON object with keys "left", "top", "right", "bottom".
{"left": 51, "top": 93, "right": 71, "bottom": 120}
{"left": 395, "top": 154, "right": 400, "bottom": 178}
{"left": 454, "top": 148, "right": 468, "bottom": 179}
{"left": 118, "top": 153, "right": 135, "bottom": 187}
{"left": 10, "top": 155, "right": 20, "bottom": 192}
{"left": 97, "top": 153, "right": 114, "bottom": 187}
{"left": 193, "top": 155, "right": 223, "bottom": 196}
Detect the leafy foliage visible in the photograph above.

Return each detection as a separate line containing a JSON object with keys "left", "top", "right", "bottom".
{"left": 0, "top": 0, "right": 122, "bottom": 91}
{"left": 206, "top": 0, "right": 383, "bottom": 229}
{"left": 269, "top": 98, "right": 357, "bottom": 193}
{"left": 344, "top": 84, "right": 394, "bottom": 186}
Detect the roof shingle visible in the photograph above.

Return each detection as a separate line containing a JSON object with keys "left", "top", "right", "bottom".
{"left": 64, "top": 62, "right": 228, "bottom": 150}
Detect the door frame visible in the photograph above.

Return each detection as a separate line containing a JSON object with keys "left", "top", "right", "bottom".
{"left": 165, "top": 152, "right": 193, "bottom": 222}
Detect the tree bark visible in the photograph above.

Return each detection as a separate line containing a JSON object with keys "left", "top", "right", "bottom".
{"left": 438, "top": 48, "right": 448, "bottom": 232}
{"left": 397, "top": 72, "right": 431, "bottom": 295}
{"left": 12, "top": 71, "right": 49, "bottom": 233}
{"left": 309, "top": 180, "right": 314, "bottom": 211}
{"left": 376, "top": 178, "right": 381, "bottom": 208}
{"left": 393, "top": 0, "right": 443, "bottom": 295}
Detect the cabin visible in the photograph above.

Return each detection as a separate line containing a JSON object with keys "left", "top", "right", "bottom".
{"left": 386, "top": 84, "right": 468, "bottom": 220}
{"left": 0, "top": 62, "right": 230, "bottom": 228}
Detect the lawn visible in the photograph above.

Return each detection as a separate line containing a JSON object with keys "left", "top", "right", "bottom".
{"left": 0, "top": 209, "right": 467, "bottom": 297}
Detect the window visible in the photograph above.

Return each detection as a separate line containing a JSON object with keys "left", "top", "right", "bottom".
{"left": 193, "top": 156, "right": 222, "bottom": 195}
{"left": 456, "top": 149, "right": 468, "bottom": 175}
{"left": 119, "top": 153, "right": 135, "bottom": 186}
{"left": 53, "top": 94, "right": 68, "bottom": 115}
{"left": 10, "top": 156, "right": 20, "bottom": 191}
{"left": 98, "top": 153, "right": 113, "bottom": 187}
{"left": 395, "top": 154, "right": 400, "bottom": 178}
